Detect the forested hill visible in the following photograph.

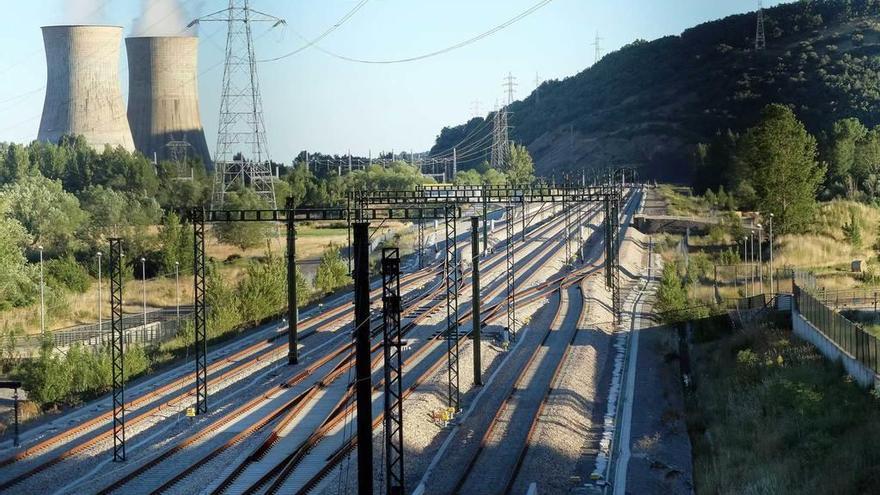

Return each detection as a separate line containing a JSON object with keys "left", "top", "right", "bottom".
{"left": 431, "top": 0, "right": 880, "bottom": 182}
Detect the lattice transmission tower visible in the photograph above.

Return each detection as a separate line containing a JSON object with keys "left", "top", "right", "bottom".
{"left": 192, "top": 1, "right": 285, "bottom": 209}
{"left": 491, "top": 74, "right": 516, "bottom": 171}
{"left": 592, "top": 31, "right": 603, "bottom": 64}
{"left": 755, "top": 1, "right": 766, "bottom": 50}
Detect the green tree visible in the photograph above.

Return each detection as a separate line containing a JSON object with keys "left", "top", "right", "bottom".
{"left": 236, "top": 254, "right": 287, "bottom": 324}
{"left": 78, "top": 185, "right": 161, "bottom": 255}
{"left": 843, "top": 208, "right": 862, "bottom": 247}
{"left": 213, "top": 188, "right": 273, "bottom": 249}
{"left": 0, "top": 143, "right": 38, "bottom": 183}
{"left": 0, "top": 173, "right": 87, "bottom": 254}
{"left": 157, "top": 212, "right": 193, "bottom": 273}
{"left": 20, "top": 337, "right": 72, "bottom": 406}
{"left": 854, "top": 127, "right": 880, "bottom": 195}
{"left": 314, "top": 244, "right": 350, "bottom": 294}
{"left": 482, "top": 168, "right": 508, "bottom": 186}
{"left": 453, "top": 169, "right": 482, "bottom": 186}
{"left": 825, "top": 118, "right": 867, "bottom": 187}
{"left": 0, "top": 195, "right": 35, "bottom": 309}
{"left": 506, "top": 143, "right": 535, "bottom": 185}
{"left": 656, "top": 262, "right": 689, "bottom": 323}
{"left": 735, "top": 104, "right": 825, "bottom": 234}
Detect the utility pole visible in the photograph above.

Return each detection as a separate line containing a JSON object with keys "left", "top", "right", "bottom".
{"left": 38, "top": 245, "right": 45, "bottom": 335}
{"left": 452, "top": 147, "right": 457, "bottom": 182}
{"left": 381, "top": 248, "right": 404, "bottom": 495}
{"left": 195, "top": 1, "right": 285, "bottom": 210}
{"left": 471, "top": 216, "right": 482, "bottom": 386}
{"left": 755, "top": 1, "right": 766, "bottom": 51}
{"left": 97, "top": 251, "right": 103, "bottom": 339}
{"left": 286, "top": 196, "right": 298, "bottom": 365}
{"left": 769, "top": 213, "right": 775, "bottom": 294}
{"left": 592, "top": 30, "right": 603, "bottom": 64}
{"left": 109, "top": 239, "right": 126, "bottom": 462}
{"left": 353, "top": 222, "right": 373, "bottom": 495}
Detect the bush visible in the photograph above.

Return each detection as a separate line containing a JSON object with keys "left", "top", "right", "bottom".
{"left": 19, "top": 337, "right": 71, "bottom": 407}
{"left": 236, "top": 254, "right": 287, "bottom": 325}
{"left": 16, "top": 340, "right": 151, "bottom": 408}
{"left": 719, "top": 248, "right": 739, "bottom": 266}
{"left": 314, "top": 244, "right": 349, "bottom": 294}
{"left": 708, "top": 224, "right": 726, "bottom": 245}
{"left": 843, "top": 208, "right": 863, "bottom": 247}
{"left": 45, "top": 255, "right": 90, "bottom": 293}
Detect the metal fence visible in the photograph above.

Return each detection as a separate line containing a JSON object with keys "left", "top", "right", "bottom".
{"left": 794, "top": 281, "right": 880, "bottom": 374}
{"left": 34, "top": 307, "right": 194, "bottom": 349}
{"left": 807, "top": 288, "right": 880, "bottom": 312}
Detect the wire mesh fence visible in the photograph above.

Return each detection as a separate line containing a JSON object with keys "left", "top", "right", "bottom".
{"left": 11, "top": 307, "right": 194, "bottom": 351}
{"left": 793, "top": 274, "right": 880, "bottom": 374}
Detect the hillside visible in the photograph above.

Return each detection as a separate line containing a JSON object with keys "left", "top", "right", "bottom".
{"left": 431, "top": 1, "right": 880, "bottom": 182}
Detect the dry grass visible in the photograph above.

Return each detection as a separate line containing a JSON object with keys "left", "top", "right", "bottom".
{"left": 2, "top": 222, "right": 411, "bottom": 336}
{"left": 657, "top": 184, "right": 708, "bottom": 216}
{"left": 775, "top": 200, "right": 880, "bottom": 273}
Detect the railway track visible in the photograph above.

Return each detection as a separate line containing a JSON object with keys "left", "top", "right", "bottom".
{"left": 0, "top": 264, "right": 448, "bottom": 491}
{"left": 68, "top": 201, "right": 574, "bottom": 494}
{"left": 259, "top": 202, "right": 607, "bottom": 495}
{"left": 407, "top": 188, "right": 640, "bottom": 495}
{"left": 450, "top": 277, "right": 585, "bottom": 495}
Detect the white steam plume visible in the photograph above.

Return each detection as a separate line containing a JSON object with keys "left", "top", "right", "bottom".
{"left": 65, "top": 0, "right": 107, "bottom": 24}
{"left": 132, "top": 0, "right": 197, "bottom": 36}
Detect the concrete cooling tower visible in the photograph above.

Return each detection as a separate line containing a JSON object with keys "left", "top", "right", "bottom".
{"left": 38, "top": 25, "right": 135, "bottom": 152}
{"left": 125, "top": 36, "right": 212, "bottom": 167}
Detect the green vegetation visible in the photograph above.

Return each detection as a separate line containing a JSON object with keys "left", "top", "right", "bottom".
{"left": 843, "top": 207, "right": 864, "bottom": 247}
{"left": 687, "top": 324, "right": 880, "bottom": 494}
{"left": 314, "top": 244, "right": 349, "bottom": 295}
{"left": 434, "top": 1, "right": 880, "bottom": 183}
{"left": 731, "top": 104, "right": 826, "bottom": 234}
{"left": 14, "top": 339, "right": 149, "bottom": 408}
{"left": 506, "top": 143, "right": 535, "bottom": 185}
{"left": 655, "top": 259, "right": 714, "bottom": 323}
{"left": 0, "top": 136, "right": 448, "bottom": 410}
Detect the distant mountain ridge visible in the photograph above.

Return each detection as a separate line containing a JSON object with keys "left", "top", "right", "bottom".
{"left": 430, "top": 0, "right": 880, "bottom": 182}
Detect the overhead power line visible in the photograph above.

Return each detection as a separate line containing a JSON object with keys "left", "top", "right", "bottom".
{"left": 282, "top": 0, "right": 555, "bottom": 65}
{"left": 259, "top": 0, "right": 371, "bottom": 62}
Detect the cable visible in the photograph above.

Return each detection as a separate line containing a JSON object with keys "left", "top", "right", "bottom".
{"left": 259, "top": 0, "right": 370, "bottom": 63}
{"left": 292, "top": 0, "right": 555, "bottom": 65}
{"left": 428, "top": 117, "right": 494, "bottom": 160}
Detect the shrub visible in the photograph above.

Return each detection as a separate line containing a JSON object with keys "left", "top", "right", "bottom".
{"left": 843, "top": 208, "right": 863, "bottom": 247}
{"left": 315, "top": 244, "right": 349, "bottom": 294}
{"left": 45, "top": 255, "right": 90, "bottom": 293}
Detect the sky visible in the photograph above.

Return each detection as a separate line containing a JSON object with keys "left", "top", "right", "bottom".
{"left": 0, "top": 0, "right": 788, "bottom": 162}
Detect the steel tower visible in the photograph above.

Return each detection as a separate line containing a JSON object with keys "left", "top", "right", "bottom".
{"left": 756, "top": 1, "right": 766, "bottom": 51}
{"left": 191, "top": 1, "right": 285, "bottom": 209}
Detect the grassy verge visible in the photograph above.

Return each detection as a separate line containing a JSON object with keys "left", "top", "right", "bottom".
{"left": 657, "top": 185, "right": 710, "bottom": 216}
{"left": 686, "top": 322, "right": 880, "bottom": 493}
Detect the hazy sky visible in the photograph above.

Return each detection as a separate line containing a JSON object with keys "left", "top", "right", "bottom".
{"left": 0, "top": 0, "right": 786, "bottom": 162}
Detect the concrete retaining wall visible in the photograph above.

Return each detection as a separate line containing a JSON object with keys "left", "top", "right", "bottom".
{"left": 792, "top": 309, "right": 880, "bottom": 389}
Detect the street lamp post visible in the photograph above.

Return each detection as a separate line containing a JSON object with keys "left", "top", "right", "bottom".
{"left": 175, "top": 261, "right": 180, "bottom": 324}
{"left": 141, "top": 257, "right": 147, "bottom": 330}
{"left": 757, "top": 224, "right": 764, "bottom": 294}
{"left": 38, "top": 245, "right": 45, "bottom": 335}
{"left": 743, "top": 236, "right": 750, "bottom": 297}
{"left": 750, "top": 232, "right": 756, "bottom": 296}
{"left": 769, "top": 213, "right": 775, "bottom": 294}
{"left": 97, "top": 251, "right": 103, "bottom": 342}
